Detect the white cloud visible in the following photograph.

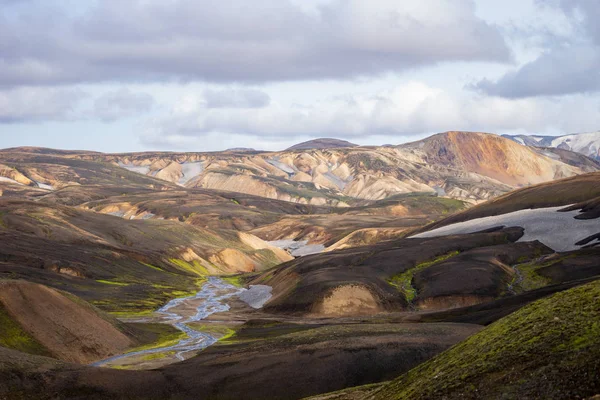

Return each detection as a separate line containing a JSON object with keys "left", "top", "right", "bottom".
{"left": 93, "top": 88, "right": 155, "bottom": 122}
{"left": 0, "top": 87, "right": 87, "bottom": 123}
{"left": 140, "top": 81, "right": 600, "bottom": 150}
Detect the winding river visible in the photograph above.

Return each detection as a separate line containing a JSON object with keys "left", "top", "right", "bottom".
{"left": 93, "top": 277, "right": 271, "bottom": 369}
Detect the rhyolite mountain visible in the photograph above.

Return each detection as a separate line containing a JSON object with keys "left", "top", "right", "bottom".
{"left": 1, "top": 131, "right": 597, "bottom": 206}
{"left": 504, "top": 131, "right": 600, "bottom": 160}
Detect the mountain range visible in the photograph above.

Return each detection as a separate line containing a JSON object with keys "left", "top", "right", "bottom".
{"left": 2, "top": 132, "right": 598, "bottom": 208}
{"left": 0, "top": 130, "right": 599, "bottom": 399}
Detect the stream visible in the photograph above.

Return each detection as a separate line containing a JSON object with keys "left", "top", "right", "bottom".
{"left": 93, "top": 277, "right": 271, "bottom": 369}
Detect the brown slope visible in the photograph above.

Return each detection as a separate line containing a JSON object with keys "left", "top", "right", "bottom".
{"left": 0, "top": 280, "right": 133, "bottom": 364}
{"left": 400, "top": 131, "right": 582, "bottom": 187}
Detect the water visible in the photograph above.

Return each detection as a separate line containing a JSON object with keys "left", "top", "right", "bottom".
{"left": 93, "top": 277, "right": 245, "bottom": 368}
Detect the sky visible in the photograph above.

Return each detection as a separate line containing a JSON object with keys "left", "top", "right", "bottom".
{"left": 1, "top": 0, "right": 599, "bottom": 152}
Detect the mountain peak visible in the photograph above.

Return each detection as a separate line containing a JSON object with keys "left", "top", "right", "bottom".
{"left": 286, "top": 138, "right": 358, "bottom": 151}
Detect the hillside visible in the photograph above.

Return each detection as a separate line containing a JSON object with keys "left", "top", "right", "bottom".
{"left": 368, "top": 279, "right": 600, "bottom": 399}
{"left": 0, "top": 197, "right": 291, "bottom": 316}
{"left": 0, "top": 280, "right": 135, "bottom": 363}
{"left": 286, "top": 138, "right": 358, "bottom": 151}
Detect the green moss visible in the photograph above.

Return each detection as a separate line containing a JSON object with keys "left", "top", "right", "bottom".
{"left": 388, "top": 251, "right": 460, "bottom": 302}
{"left": 372, "top": 280, "right": 600, "bottom": 399}
{"left": 125, "top": 327, "right": 187, "bottom": 354}
{"left": 168, "top": 258, "right": 209, "bottom": 277}
{"left": 139, "top": 351, "right": 175, "bottom": 362}
{"left": 0, "top": 303, "right": 52, "bottom": 357}
{"left": 512, "top": 256, "right": 573, "bottom": 293}
{"left": 140, "top": 262, "right": 164, "bottom": 272}
{"left": 186, "top": 323, "right": 237, "bottom": 343}
{"left": 96, "top": 279, "right": 130, "bottom": 286}
{"left": 221, "top": 275, "right": 245, "bottom": 288}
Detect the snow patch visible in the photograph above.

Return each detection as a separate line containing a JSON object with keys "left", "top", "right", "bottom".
{"left": 267, "top": 239, "right": 325, "bottom": 257}
{"left": 411, "top": 206, "right": 600, "bottom": 252}
{"left": 118, "top": 163, "right": 150, "bottom": 175}
{"left": 179, "top": 162, "right": 204, "bottom": 185}
{"left": 0, "top": 177, "right": 24, "bottom": 185}
{"left": 238, "top": 285, "right": 273, "bottom": 309}
{"left": 35, "top": 181, "right": 54, "bottom": 190}
{"left": 266, "top": 159, "right": 295, "bottom": 175}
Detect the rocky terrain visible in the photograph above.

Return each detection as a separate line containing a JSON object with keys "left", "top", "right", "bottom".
{"left": 2, "top": 132, "right": 593, "bottom": 207}
{"left": 0, "top": 135, "right": 598, "bottom": 399}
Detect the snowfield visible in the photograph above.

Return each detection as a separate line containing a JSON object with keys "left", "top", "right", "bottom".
{"left": 411, "top": 206, "right": 600, "bottom": 252}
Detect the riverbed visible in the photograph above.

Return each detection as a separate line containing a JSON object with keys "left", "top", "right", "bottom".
{"left": 93, "top": 277, "right": 272, "bottom": 370}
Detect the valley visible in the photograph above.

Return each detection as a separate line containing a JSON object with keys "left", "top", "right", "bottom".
{"left": 0, "top": 132, "right": 599, "bottom": 399}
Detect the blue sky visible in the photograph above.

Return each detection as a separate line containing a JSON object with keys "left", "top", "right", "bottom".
{"left": 1, "top": 0, "right": 599, "bottom": 152}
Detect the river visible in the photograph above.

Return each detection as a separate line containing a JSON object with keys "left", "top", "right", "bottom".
{"left": 93, "top": 277, "right": 272, "bottom": 369}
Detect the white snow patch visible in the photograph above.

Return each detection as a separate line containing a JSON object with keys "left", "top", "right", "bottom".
{"left": 179, "top": 162, "right": 204, "bottom": 185}
{"left": 35, "top": 181, "right": 54, "bottom": 190}
{"left": 118, "top": 163, "right": 150, "bottom": 175}
{"left": 550, "top": 132, "right": 600, "bottom": 158}
{"left": 410, "top": 206, "right": 600, "bottom": 252}
{"left": 238, "top": 285, "right": 273, "bottom": 309}
{"left": 266, "top": 159, "right": 295, "bottom": 175}
{"left": 0, "top": 177, "right": 23, "bottom": 185}
{"left": 267, "top": 239, "right": 325, "bottom": 257}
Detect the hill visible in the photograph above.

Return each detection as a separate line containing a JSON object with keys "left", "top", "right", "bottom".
{"left": 286, "top": 138, "right": 358, "bottom": 151}
{"left": 0, "top": 280, "right": 135, "bottom": 363}
{"left": 368, "top": 279, "right": 600, "bottom": 399}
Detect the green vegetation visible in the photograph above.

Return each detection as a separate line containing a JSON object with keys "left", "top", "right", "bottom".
{"left": 96, "top": 279, "right": 130, "bottom": 286}
{"left": 187, "top": 323, "right": 237, "bottom": 342}
{"left": 95, "top": 282, "right": 202, "bottom": 318}
{"left": 512, "top": 256, "right": 573, "bottom": 293}
{"left": 372, "top": 280, "right": 600, "bottom": 399}
{"left": 125, "top": 325, "right": 188, "bottom": 354}
{"left": 388, "top": 251, "right": 460, "bottom": 302}
{"left": 140, "top": 262, "right": 164, "bottom": 272}
{"left": 221, "top": 275, "right": 245, "bottom": 287}
{"left": 168, "top": 258, "right": 209, "bottom": 277}
{"left": 0, "top": 303, "right": 52, "bottom": 357}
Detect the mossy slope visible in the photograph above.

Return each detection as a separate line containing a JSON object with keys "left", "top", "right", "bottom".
{"left": 369, "top": 279, "right": 600, "bottom": 400}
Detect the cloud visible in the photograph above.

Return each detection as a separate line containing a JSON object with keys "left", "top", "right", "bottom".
{"left": 0, "top": 0, "right": 510, "bottom": 86}
{"left": 473, "top": 1, "right": 600, "bottom": 97}
{"left": 93, "top": 88, "right": 155, "bottom": 121}
{"left": 0, "top": 87, "right": 87, "bottom": 123}
{"left": 203, "top": 88, "right": 270, "bottom": 108}
{"left": 140, "top": 81, "right": 600, "bottom": 149}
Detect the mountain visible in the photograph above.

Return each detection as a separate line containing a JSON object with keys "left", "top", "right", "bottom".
{"left": 285, "top": 138, "right": 358, "bottom": 151}
{"left": 8, "top": 131, "right": 585, "bottom": 206}
{"left": 504, "top": 131, "right": 600, "bottom": 160}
